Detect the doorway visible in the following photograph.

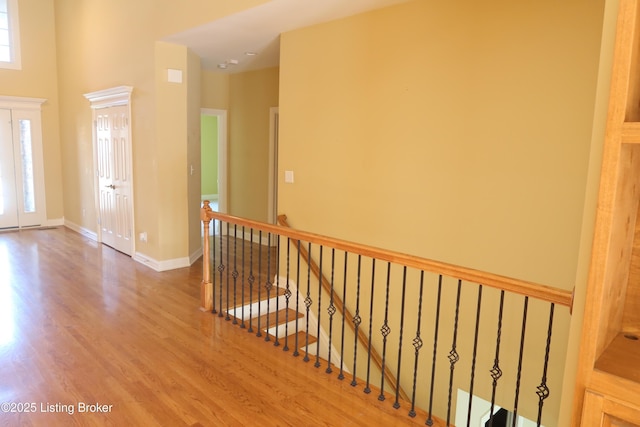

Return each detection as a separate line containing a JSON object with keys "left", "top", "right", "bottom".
{"left": 0, "top": 98, "right": 47, "bottom": 229}
{"left": 85, "top": 86, "right": 134, "bottom": 256}
{"left": 201, "top": 108, "right": 227, "bottom": 216}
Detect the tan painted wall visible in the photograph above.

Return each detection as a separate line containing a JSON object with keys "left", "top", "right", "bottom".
{"left": 228, "top": 67, "right": 279, "bottom": 221}
{"left": 279, "top": 0, "right": 603, "bottom": 290}
{"left": 278, "top": 0, "right": 606, "bottom": 423}
{"left": 53, "top": 0, "right": 271, "bottom": 262}
{"left": 0, "top": 0, "right": 63, "bottom": 221}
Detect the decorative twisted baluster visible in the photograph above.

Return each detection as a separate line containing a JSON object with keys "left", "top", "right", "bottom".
{"left": 466, "top": 285, "right": 483, "bottom": 426}
{"left": 378, "top": 262, "right": 392, "bottom": 401}
{"left": 240, "top": 226, "right": 246, "bottom": 328}
{"left": 351, "top": 255, "right": 363, "bottom": 387}
{"left": 232, "top": 225, "right": 239, "bottom": 324}
{"left": 446, "top": 279, "right": 462, "bottom": 426}
{"left": 536, "top": 303, "right": 555, "bottom": 426}
{"left": 513, "top": 296, "right": 529, "bottom": 425}
{"left": 274, "top": 235, "right": 282, "bottom": 347}
{"left": 488, "top": 290, "right": 505, "bottom": 426}
{"left": 314, "top": 246, "right": 323, "bottom": 367}
{"left": 426, "top": 275, "right": 443, "bottom": 426}
{"left": 247, "top": 229, "right": 255, "bottom": 333}
{"left": 338, "top": 252, "right": 348, "bottom": 380}
{"left": 408, "top": 271, "right": 424, "bottom": 418}
{"left": 364, "top": 259, "right": 377, "bottom": 394}
{"left": 326, "top": 248, "right": 336, "bottom": 373}
{"left": 283, "top": 238, "right": 292, "bottom": 351}
{"left": 393, "top": 266, "right": 408, "bottom": 409}
{"left": 225, "top": 222, "right": 231, "bottom": 321}
{"left": 264, "top": 233, "right": 273, "bottom": 342}
{"left": 256, "top": 231, "right": 263, "bottom": 337}
{"left": 217, "top": 221, "right": 225, "bottom": 317}
{"left": 304, "top": 242, "right": 313, "bottom": 362}
{"left": 293, "top": 240, "right": 301, "bottom": 357}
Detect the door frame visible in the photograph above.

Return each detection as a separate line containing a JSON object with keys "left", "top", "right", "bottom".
{"left": 268, "top": 107, "right": 279, "bottom": 224}
{"left": 200, "top": 108, "right": 228, "bottom": 213}
{"left": 84, "top": 86, "right": 134, "bottom": 254}
{"left": 0, "top": 96, "right": 47, "bottom": 229}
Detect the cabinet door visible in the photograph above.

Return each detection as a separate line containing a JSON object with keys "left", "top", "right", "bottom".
{"left": 582, "top": 390, "right": 640, "bottom": 426}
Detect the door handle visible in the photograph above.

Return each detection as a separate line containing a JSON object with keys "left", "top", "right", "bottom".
{"left": 105, "top": 184, "right": 115, "bottom": 189}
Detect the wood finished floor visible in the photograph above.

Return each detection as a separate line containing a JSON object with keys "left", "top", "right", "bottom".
{"left": 0, "top": 227, "right": 436, "bottom": 427}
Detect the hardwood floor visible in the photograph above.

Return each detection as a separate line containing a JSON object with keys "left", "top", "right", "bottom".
{"left": 0, "top": 227, "right": 435, "bottom": 427}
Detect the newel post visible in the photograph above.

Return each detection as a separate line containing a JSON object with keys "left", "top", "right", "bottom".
{"left": 200, "top": 201, "right": 213, "bottom": 312}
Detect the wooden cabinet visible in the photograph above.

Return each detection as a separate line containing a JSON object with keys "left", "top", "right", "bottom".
{"left": 574, "top": 0, "right": 640, "bottom": 424}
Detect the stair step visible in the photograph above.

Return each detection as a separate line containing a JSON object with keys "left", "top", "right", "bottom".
{"left": 251, "top": 308, "right": 303, "bottom": 329}
{"left": 268, "top": 331, "right": 318, "bottom": 348}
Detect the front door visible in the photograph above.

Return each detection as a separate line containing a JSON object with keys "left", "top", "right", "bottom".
{"left": 96, "top": 105, "right": 133, "bottom": 255}
{"left": 0, "top": 106, "right": 46, "bottom": 229}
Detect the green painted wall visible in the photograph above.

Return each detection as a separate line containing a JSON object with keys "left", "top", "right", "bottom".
{"left": 201, "top": 114, "right": 218, "bottom": 196}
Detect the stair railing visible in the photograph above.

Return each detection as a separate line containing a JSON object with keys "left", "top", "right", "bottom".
{"left": 200, "top": 201, "right": 573, "bottom": 426}
{"left": 277, "top": 213, "right": 410, "bottom": 402}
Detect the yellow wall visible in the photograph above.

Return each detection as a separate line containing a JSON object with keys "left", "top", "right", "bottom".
{"left": 278, "top": 0, "right": 605, "bottom": 423}
{"left": 279, "top": 0, "right": 604, "bottom": 291}
{"left": 0, "top": 0, "right": 63, "bottom": 221}
{"left": 228, "top": 67, "right": 279, "bottom": 221}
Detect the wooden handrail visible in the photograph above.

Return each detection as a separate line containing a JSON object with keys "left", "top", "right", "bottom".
{"left": 201, "top": 202, "right": 573, "bottom": 308}
{"left": 277, "top": 214, "right": 409, "bottom": 402}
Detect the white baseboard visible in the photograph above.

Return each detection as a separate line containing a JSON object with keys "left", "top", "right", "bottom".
{"left": 45, "top": 217, "right": 65, "bottom": 227}
{"left": 64, "top": 219, "right": 98, "bottom": 241}
{"left": 133, "top": 252, "right": 192, "bottom": 272}
{"left": 190, "top": 246, "right": 203, "bottom": 265}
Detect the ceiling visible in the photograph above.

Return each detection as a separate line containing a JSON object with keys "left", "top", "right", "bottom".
{"left": 162, "top": 0, "right": 411, "bottom": 73}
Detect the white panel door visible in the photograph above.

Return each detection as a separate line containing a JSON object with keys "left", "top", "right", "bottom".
{"left": 97, "top": 105, "right": 132, "bottom": 255}
{"left": 0, "top": 109, "right": 18, "bottom": 229}
{"left": 0, "top": 107, "right": 46, "bottom": 229}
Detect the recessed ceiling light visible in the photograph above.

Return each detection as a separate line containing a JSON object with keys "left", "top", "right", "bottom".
{"left": 227, "top": 59, "right": 239, "bottom": 65}
{"left": 245, "top": 51, "right": 257, "bottom": 56}
{"left": 217, "top": 63, "right": 228, "bottom": 69}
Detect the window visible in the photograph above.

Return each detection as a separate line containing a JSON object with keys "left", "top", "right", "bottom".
{"left": 0, "top": 0, "right": 20, "bottom": 70}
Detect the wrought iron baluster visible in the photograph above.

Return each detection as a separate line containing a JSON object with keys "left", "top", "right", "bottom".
{"left": 378, "top": 262, "right": 392, "bottom": 401}
{"left": 225, "top": 222, "right": 231, "bottom": 321}
{"left": 293, "top": 240, "right": 301, "bottom": 357}
{"left": 232, "top": 224, "right": 239, "bottom": 324}
{"left": 536, "top": 303, "right": 555, "bottom": 427}
{"left": 304, "top": 242, "right": 313, "bottom": 362}
{"left": 364, "top": 259, "right": 377, "bottom": 394}
{"left": 393, "top": 266, "right": 408, "bottom": 409}
{"left": 426, "top": 275, "right": 443, "bottom": 427}
{"left": 274, "top": 235, "right": 281, "bottom": 347}
{"left": 408, "top": 270, "right": 424, "bottom": 418}
{"left": 446, "top": 279, "right": 462, "bottom": 426}
{"left": 315, "top": 246, "right": 323, "bottom": 367}
{"left": 212, "top": 219, "right": 217, "bottom": 314}
{"left": 326, "top": 248, "right": 336, "bottom": 373}
{"left": 512, "top": 296, "right": 529, "bottom": 426}
{"left": 256, "top": 230, "right": 263, "bottom": 337}
{"left": 466, "top": 284, "right": 483, "bottom": 427}
{"left": 351, "top": 255, "right": 363, "bottom": 387}
{"left": 247, "top": 229, "right": 255, "bottom": 333}
{"left": 283, "top": 237, "right": 292, "bottom": 351}
{"left": 217, "top": 221, "right": 225, "bottom": 317}
{"left": 338, "top": 252, "right": 348, "bottom": 380}
{"left": 240, "top": 226, "right": 246, "bottom": 328}
{"left": 488, "top": 290, "right": 505, "bottom": 427}
{"left": 265, "top": 233, "right": 272, "bottom": 342}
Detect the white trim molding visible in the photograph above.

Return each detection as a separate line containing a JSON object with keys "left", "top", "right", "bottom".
{"left": 84, "top": 86, "right": 133, "bottom": 109}
{"left": 0, "top": 96, "right": 46, "bottom": 110}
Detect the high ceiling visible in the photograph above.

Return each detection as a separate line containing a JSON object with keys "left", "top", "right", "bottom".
{"left": 162, "top": 0, "right": 411, "bottom": 73}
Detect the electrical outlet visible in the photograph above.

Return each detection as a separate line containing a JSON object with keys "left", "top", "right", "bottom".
{"left": 139, "top": 232, "right": 147, "bottom": 242}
